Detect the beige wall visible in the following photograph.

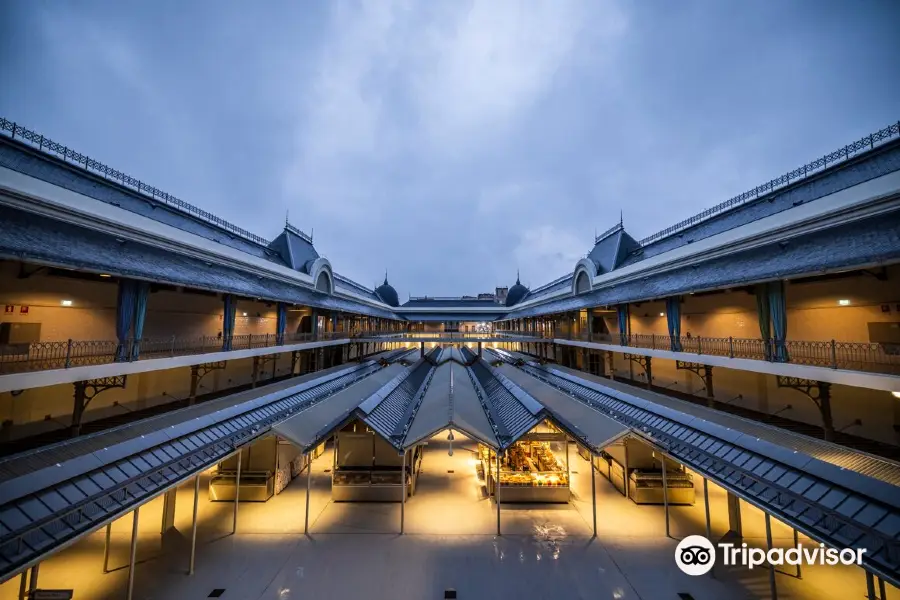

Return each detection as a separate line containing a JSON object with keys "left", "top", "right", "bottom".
{"left": 601, "top": 264, "right": 900, "bottom": 343}
{"left": 0, "top": 262, "right": 307, "bottom": 342}
{"left": 0, "top": 350, "right": 308, "bottom": 441}
{"left": 606, "top": 353, "right": 899, "bottom": 446}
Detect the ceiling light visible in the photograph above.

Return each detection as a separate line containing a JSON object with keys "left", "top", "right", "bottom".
{"left": 99, "top": 273, "right": 111, "bottom": 278}
{"left": 659, "top": 312, "right": 665, "bottom": 317}
{"left": 61, "top": 300, "right": 73, "bottom": 307}
{"left": 447, "top": 429, "right": 455, "bottom": 441}
{"left": 838, "top": 299, "right": 850, "bottom": 306}
{"left": 242, "top": 312, "right": 248, "bottom": 316}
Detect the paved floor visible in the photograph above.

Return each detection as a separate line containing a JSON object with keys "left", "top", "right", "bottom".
{"left": 0, "top": 435, "right": 892, "bottom": 599}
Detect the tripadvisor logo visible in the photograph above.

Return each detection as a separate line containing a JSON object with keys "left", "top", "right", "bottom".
{"left": 675, "top": 535, "right": 866, "bottom": 576}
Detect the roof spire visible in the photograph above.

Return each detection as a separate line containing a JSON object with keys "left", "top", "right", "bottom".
{"left": 384, "top": 270, "right": 388, "bottom": 285}
{"left": 516, "top": 269, "right": 521, "bottom": 285}
{"left": 620, "top": 210, "right": 623, "bottom": 227}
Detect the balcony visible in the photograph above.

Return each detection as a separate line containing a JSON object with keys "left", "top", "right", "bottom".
{"left": 558, "top": 331, "right": 900, "bottom": 376}
{"left": 0, "top": 331, "right": 351, "bottom": 375}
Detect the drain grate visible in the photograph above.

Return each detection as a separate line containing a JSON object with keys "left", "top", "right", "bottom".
{"left": 209, "top": 590, "right": 226, "bottom": 598}
{"left": 677, "top": 594, "right": 695, "bottom": 600}
{"left": 447, "top": 470, "right": 455, "bottom": 474}
{"left": 444, "top": 589, "right": 457, "bottom": 599}
{"left": 571, "top": 471, "right": 578, "bottom": 474}
{"left": 324, "top": 469, "right": 331, "bottom": 473}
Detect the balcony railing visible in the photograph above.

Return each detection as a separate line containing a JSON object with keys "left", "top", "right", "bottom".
{"left": 557, "top": 331, "right": 900, "bottom": 376}
{"left": 356, "top": 331, "right": 546, "bottom": 340}
{"left": 0, "top": 331, "right": 351, "bottom": 375}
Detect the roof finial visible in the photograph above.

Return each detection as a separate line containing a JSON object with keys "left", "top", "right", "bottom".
{"left": 285, "top": 209, "right": 289, "bottom": 227}
{"left": 620, "top": 210, "right": 623, "bottom": 227}
{"left": 516, "top": 269, "right": 521, "bottom": 285}
{"left": 384, "top": 270, "right": 388, "bottom": 285}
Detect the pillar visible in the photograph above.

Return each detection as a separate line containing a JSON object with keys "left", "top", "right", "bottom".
{"left": 765, "top": 514, "right": 778, "bottom": 600}
{"left": 127, "top": 508, "right": 140, "bottom": 600}
{"left": 160, "top": 488, "right": 176, "bottom": 534}
{"left": 477, "top": 342, "right": 482, "bottom": 358}
{"left": 189, "top": 365, "right": 200, "bottom": 404}
{"left": 819, "top": 382, "right": 835, "bottom": 442}
{"left": 400, "top": 450, "right": 407, "bottom": 534}
{"left": 251, "top": 356, "right": 260, "bottom": 388}
{"left": 727, "top": 492, "right": 742, "bottom": 538}
{"left": 189, "top": 475, "right": 200, "bottom": 575}
{"left": 304, "top": 453, "right": 312, "bottom": 534}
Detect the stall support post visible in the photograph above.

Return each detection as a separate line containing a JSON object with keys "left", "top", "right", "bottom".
{"left": 27, "top": 564, "right": 39, "bottom": 594}
{"left": 565, "top": 439, "right": 571, "bottom": 500}
{"left": 765, "top": 513, "right": 778, "bottom": 600}
{"left": 793, "top": 528, "right": 801, "bottom": 579}
{"left": 189, "top": 474, "right": 200, "bottom": 575}
{"left": 233, "top": 450, "right": 242, "bottom": 535}
{"left": 400, "top": 450, "right": 407, "bottom": 534}
{"left": 878, "top": 576, "right": 886, "bottom": 600}
{"left": 623, "top": 441, "right": 630, "bottom": 500}
{"left": 703, "top": 478, "right": 714, "bottom": 578}
{"left": 127, "top": 507, "right": 140, "bottom": 600}
{"left": 865, "top": 571, "right": 877, "bottom": 600}
{"left": 304, "top": 453, "right": 312, "bottom": 534}
{"left": 496, "top": 450, "right": 502, "bottom": 536}
{"left": 591, "top": 453, "right": 597, "bottom": 537}
{"left": 661, "top": 461, "right": 670, "bottom": 538}
{"left": 103, "top": 522, "right": 112, "bottom": 573}
{"left": 18, "top": 571, "right": 27, "bottom": 600}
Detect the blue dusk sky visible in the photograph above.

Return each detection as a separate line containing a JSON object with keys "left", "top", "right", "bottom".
{"left": 1, "top": 1, "right": 898, "bottom": 297}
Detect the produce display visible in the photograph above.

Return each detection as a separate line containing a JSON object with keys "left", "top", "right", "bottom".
{"left": 478, "top": 442, "right": 569, "bottom": 488}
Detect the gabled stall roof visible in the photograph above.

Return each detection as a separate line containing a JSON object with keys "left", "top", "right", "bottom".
{"left": 272, "top": 364, "right": 407, "bottom": 452}
{"left": 402, "top": 362, "right": 500, "bottom": 448}
{"left": 494, "top": 362, "right": 629, "bottom": 452}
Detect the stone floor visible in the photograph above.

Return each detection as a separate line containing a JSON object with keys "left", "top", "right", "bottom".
{"left": 1, "top": 435, "right": 892, "bottom": 600}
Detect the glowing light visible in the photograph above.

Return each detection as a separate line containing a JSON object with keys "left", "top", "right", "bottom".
{"left": 892, "top": 391, "right": 900, "bottom": 399}
{"left": 242, "top": 312, "right": 248, "bottom": 316}
{"left": 659, "top": 312, "right": 665, "bottom": 317}
{"left": 838, "top": 299, "right": 850, "bottom": 306}
{"left": 99, "top": 273, "right": 111, "bottom": 278}
{"left": 61, "top": 300, "right": 73, "bottom": 306}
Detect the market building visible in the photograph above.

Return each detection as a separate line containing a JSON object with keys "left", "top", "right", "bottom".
{"left": 0, "top": 117, "right": 899, "bottom": 599}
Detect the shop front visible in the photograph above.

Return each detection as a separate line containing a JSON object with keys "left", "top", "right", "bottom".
{"left": 332, "top": 420, "right": 422, "bottom": 501}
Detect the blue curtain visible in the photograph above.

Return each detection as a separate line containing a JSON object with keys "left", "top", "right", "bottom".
{"left": 115, "top": 280, "right": 136, "bottom": 361}
{"left": 768, "top": 281, "right": 789, "bottom": 362}
{"left": 665, "top": 296, "right": 682, "bottom": 351}
{"left": 222, "top": 294, "right": 237, "bottom": 350}
{"left": 617, "top": 304, "right": 630, "bottom": 346}
{"left": 755, "top": 284, "right": 772, "bottom": 360}
{"left": 130, "top": 282, "right": 150, "bottom": 359}
{"left": 276, "top": 303, "right": 288, "bottom": 345}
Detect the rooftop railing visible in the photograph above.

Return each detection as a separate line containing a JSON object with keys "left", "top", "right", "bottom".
{"left": 637, "top": 120, "right": 900, "bottom": 247}
{"left": 0, "top": 331, "right": 351, "bottom": 376}
{"left": 1, "top": 117, "right": 272, "bottom": 248}
{"left": 560, "top": 331, "right": 900, "bottom": 376}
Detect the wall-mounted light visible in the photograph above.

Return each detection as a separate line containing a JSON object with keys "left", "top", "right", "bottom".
{"left": 659, "top": 312, "right": 665, "bottom": 317}
{"left": 61, "top": 300, "right": 73, "bottom": 307}
{"left": 838, "top": 299, "right": 850, "bottom": 306}
{"left": 99, "top": 273, "right": 111, "bottom": 278}
{"left": 892, "top": 391, "right": 900, "bottom": 399}
{"left": 242, "top": 312, "right": 248, "bottom": 317}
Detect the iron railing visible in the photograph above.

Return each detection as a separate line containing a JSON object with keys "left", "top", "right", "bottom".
{"left": 0, "top": 331, "right": 351, "bottom": 375}
{"left": 638, "top": 120, "right": 900, "bottom": 246}
{"left": 0, "top": 117, "right": 272, "bottom": 247}
{"left": 558, "top": 331, "right": 900, "bottom": 376}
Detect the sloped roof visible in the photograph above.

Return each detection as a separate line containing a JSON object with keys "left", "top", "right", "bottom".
{"left": 587, "top": 224, "right": 641, "bottom": 274}
{"left": 268, "top": 225, "right": 319, "bottom": 273}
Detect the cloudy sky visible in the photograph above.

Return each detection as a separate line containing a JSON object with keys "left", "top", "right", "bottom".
{"left": 1, "top": 1, "right": 898, "bottom": 298}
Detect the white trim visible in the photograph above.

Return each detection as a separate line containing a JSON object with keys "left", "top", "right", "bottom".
{"left": 507, "top": 170, "right": 900, "bottom": 316}
{"left": 555, "top": 338, "right": 900, "bottom": 393}
{"left": 0, "top": 166, "right": 396, "bottom": 312}
{"left": 397, "top": 306, "right": 508, "bottom": 314}
{"left": 0, "top": 339, "right": 350, "bottom": 393}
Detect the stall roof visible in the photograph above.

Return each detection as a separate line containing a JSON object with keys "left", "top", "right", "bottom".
{"left": 402, "top": 362, "right": 500, "bottom": 448}
{"left": 496, "top": 364, "right": 629, "bottom": 452}
{"left": 272, "top": 364, "right": 406, "bottom": 452}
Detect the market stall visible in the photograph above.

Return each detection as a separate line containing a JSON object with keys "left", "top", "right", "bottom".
{"left": 478, "top": 425, "right": 570, "bottom": 503}
{"left": 590, "top": 438, "right": 695, "bottom": 505}
{"left": 331, "top": 421, "right": 421, "bottom": 502}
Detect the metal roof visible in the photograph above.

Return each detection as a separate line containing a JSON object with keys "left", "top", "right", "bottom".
{"left": 0, "top": 359, "right": 394, "bottom": 581}
{"left": 0, "top": 206, "right": 400, "bottom": 321}
{"left": 272, "top": 363, "right": 407, "bottom": 451}
{"left": 494, "top": 363, "right": 629, "bottom": 452}
{"left": 519, "top": 361, "right": 900, "bottom": 585}
{"left": 504, "top": 209, "right": 900, "bottom": 319}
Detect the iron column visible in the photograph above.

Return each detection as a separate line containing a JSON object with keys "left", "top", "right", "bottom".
{"left": 661, "top": 460, "right": 670, "bottom": 538}
{"left": 127, "top": 507, "right": 140, "bottom": 600}
{"left": 591, "top": 454, "right": 597, "bottom": 537}
{"left": 496, "top": 450, "right": 502, "bottom": 536}
{"left": 233, "top": 449, "right": 242, "bottom": 534}
{"left": 190, "top": 475, "right": 200, "bottom": 575}
{"left": 103, "top": 522, "right": 111, "bottom": 573}
{"left": 401, "top": 450, "right": 407, "bottom": 534}
{"left": 304, "top": 453, "right": 312, "bottom": 534}
{"left": 765, "top": 513, "right": 778, "bottom": 600}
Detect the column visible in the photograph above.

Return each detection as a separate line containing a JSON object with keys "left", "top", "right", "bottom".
{"left": 160, "top": 488, "right": 176, "bottom": 535}
{"left": 189, "top": 475, "right": 200, "bottom": 575}
{"left": 727, "top": 492, "right": 743, "bottom": 538}
{"left": 127, "top": 508, "right": 140, "bottom": 600}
